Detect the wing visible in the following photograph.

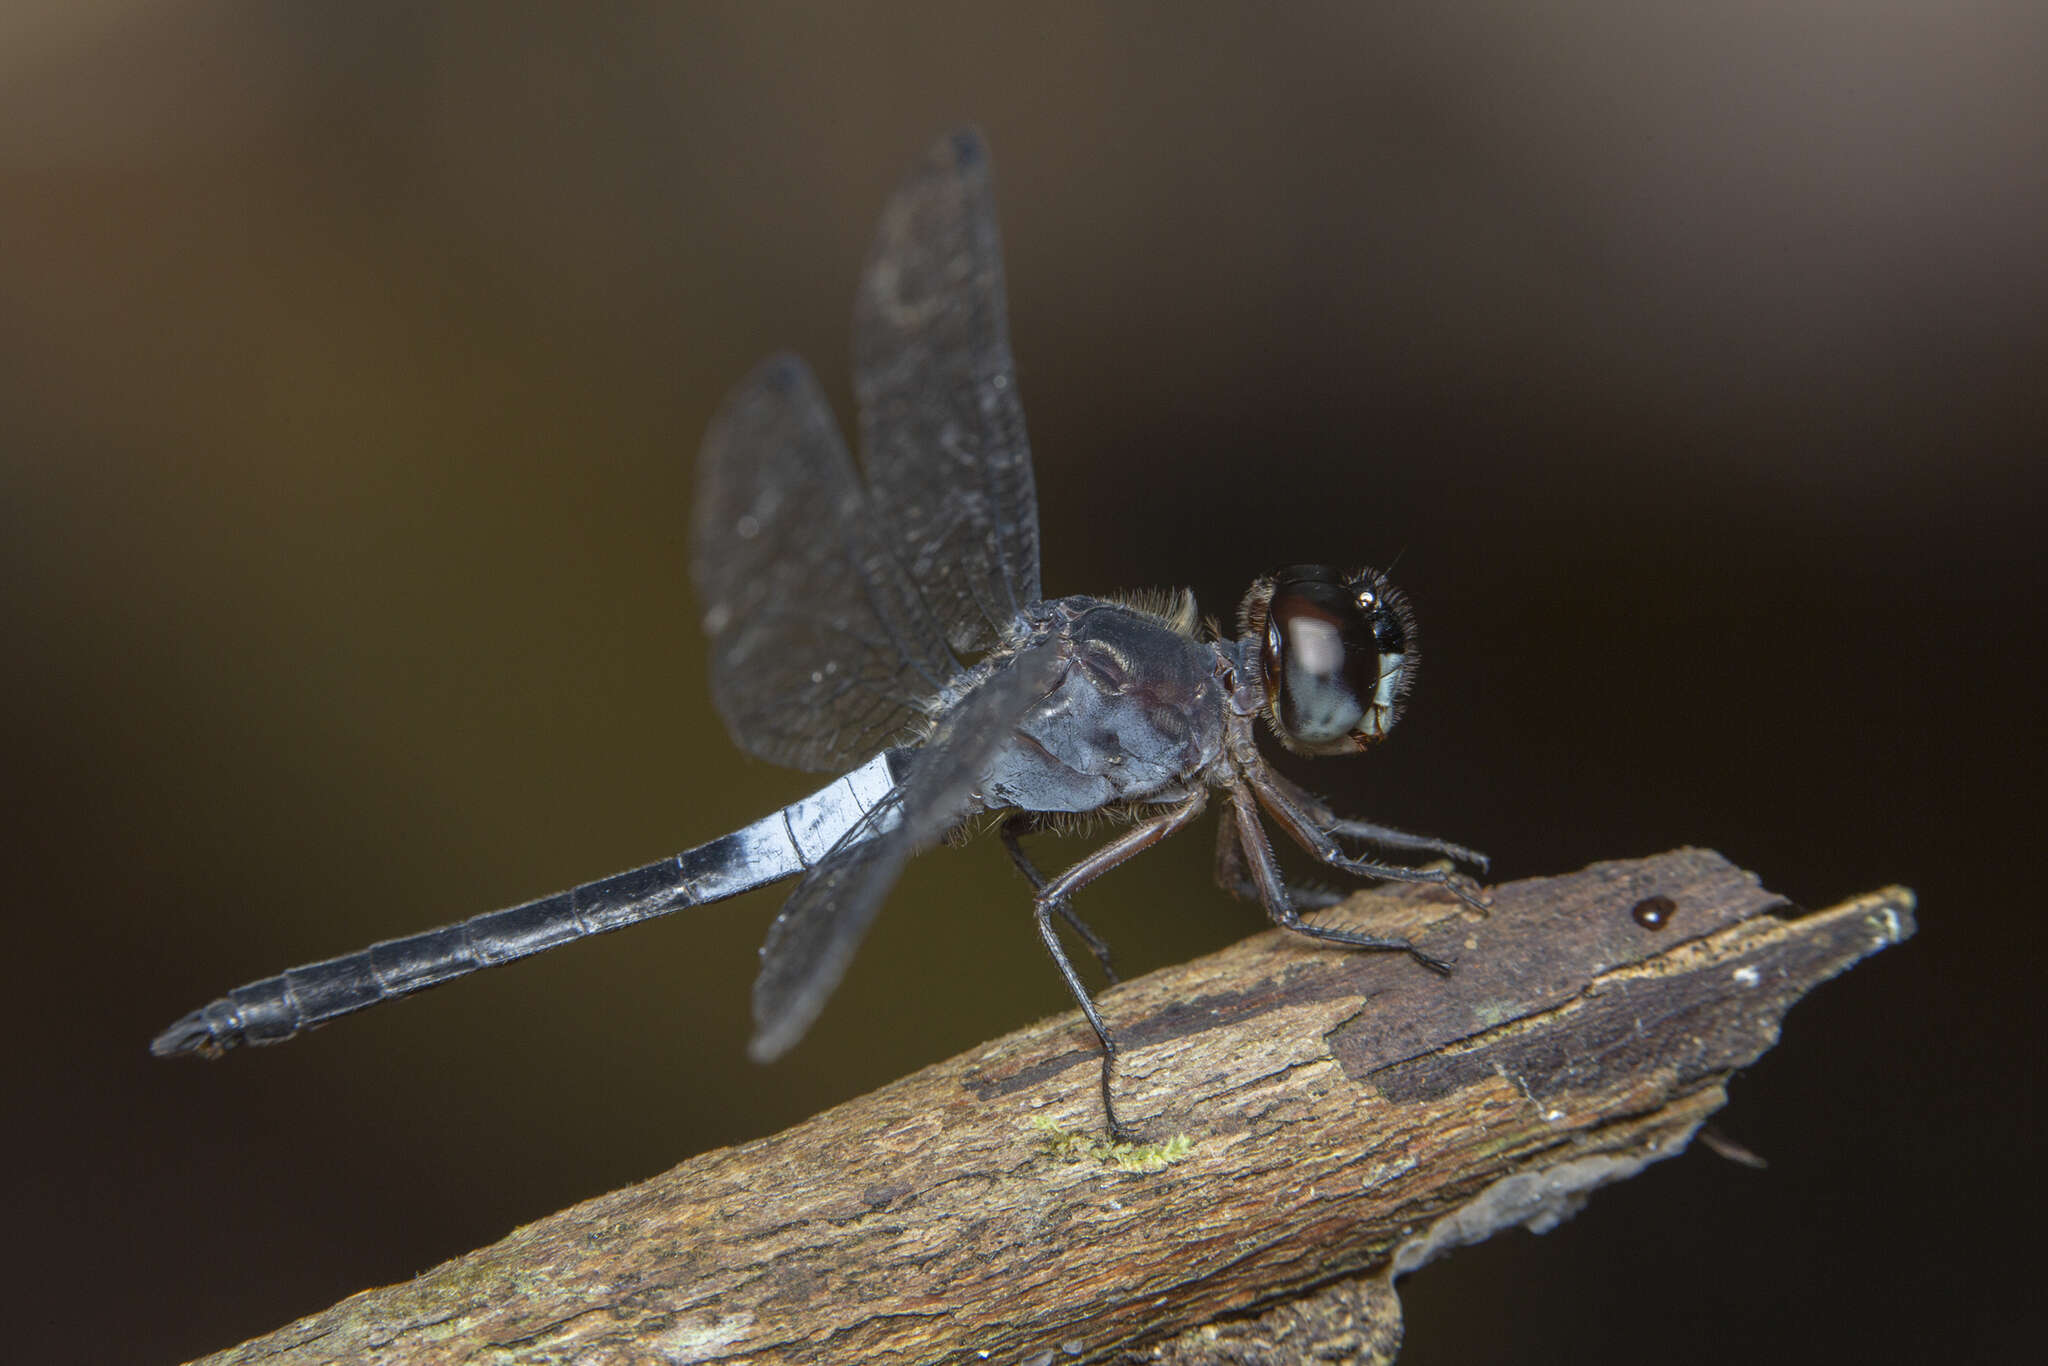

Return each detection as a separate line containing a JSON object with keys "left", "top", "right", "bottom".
{"left": 748, "top": 644, "right": 1062, "bottom": 1061}
{"left": 692, "top": 355, "right": 960, "bottom": 772}
{"left": 853, "top": 127, "right": 1043, "bottom": 658}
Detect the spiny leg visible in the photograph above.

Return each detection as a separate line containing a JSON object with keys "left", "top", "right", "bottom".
{"left": 1229, "top": 782, "right": 1454, "bottom": 974}
{"left": 1213, "top": 801, "right": 1346, "bottom": 911}
{"left": 1261, "top": 768, "right": 1490, "bottom": 875}
{"left": 1029, "top": 791, "right": 1208, "bottom": 1143}
{"left": 1244, "top": 764, "right": 1491, "bottom": 913}
{"left": 1001, "top": 815, "right": 1119, "bottom": 984}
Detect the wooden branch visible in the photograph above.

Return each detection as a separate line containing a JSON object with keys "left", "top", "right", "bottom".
{"left": 195, "top": 849, "right": 1913, "bottom": 1366}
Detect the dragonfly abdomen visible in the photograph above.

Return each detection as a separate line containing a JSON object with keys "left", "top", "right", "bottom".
{"left": 151, "top": 752, "right": 904, "bottom": 1057}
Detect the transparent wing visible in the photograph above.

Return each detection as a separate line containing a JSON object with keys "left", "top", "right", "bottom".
{"left": 748, "top": 645, "right": 1062, "bottom": 1060}
{"left": 693, "top": 354, "right": 960, "bottom": 772}
{"left": 853, "top": 127, "right": 1042, "bottom": 657}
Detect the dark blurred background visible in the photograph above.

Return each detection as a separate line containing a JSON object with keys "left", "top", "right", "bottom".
{"left": 4, "top": 4, "right": 2040, "bottom": 1363}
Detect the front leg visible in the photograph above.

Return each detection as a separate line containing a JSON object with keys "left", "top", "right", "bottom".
{"left": 1227, "top": 783, "right": 1453, "bottom": 974}
{"left": 1262, "top": 766, "right": 1489, "bottom": 875}
{"left": 1213, "top": 801, "right": 1346, "bottom": 911}
{"left": 1244, "top": 765, "right": 1491, "bottom": 913}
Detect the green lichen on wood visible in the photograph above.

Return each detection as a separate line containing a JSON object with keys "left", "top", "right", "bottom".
{"left": 1029, "top": 1115, "right": 1194, "bottom": 1173}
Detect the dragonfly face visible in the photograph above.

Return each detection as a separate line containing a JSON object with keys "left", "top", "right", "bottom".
{"left": 1240, "top": 564, "right": 1417, "bottom": 756}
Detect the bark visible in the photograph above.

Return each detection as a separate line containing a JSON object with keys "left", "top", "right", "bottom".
{"left": 194, "top": 848, "right": 1914, "bottom": 1366}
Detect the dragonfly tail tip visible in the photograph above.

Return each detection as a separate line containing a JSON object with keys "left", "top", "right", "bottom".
{"left": 150, "top": 1012, "right": 225, "bottom": 1060}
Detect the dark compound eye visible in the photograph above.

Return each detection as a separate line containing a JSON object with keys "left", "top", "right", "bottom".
{"left": 1370, "top": 590, "right": 1406, "bottom": 654}
{"left": 1258, "top": 565, "right": 1415, "bottom": 755}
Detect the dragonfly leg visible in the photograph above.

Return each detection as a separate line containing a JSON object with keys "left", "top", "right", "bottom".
{"left": 1228, "top": 782, "right": 1455, "bottom": 974}
{"left": 1213, "top": 801, "right": 1345, "bottom": 910}
{"left": 1001, "top": 815, "right": 1119, "bottom": 984}
{"left": 1261, "top": 767, "right": 1490, "bottom": 875}
{"left": 1243, "top": 765, "right": 1491, "bottom": 914}
{"left": 1028, "top": 791, "right": 1208, "bottom": 1142}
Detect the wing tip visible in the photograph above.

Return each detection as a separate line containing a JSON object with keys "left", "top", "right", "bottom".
{"left": 943, "top": 125, "right": 989, "bottom": 170}
{"left": 747, "top": 1008, "right": 813, "bottom": 1064}
{"left": 745, "top": 1030, "right": 790, "bottom": 1065}
{"left": 751, "top": 351, "right": 813, "bottom": 396}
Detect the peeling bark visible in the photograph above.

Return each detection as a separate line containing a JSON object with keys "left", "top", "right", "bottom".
{"left": 192, "top": 849, "right": 1913, "bottom": 1366}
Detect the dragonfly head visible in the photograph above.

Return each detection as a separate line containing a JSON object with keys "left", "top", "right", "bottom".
{"left": 1237, "top": 565, "right": 1416, "bottom": 756}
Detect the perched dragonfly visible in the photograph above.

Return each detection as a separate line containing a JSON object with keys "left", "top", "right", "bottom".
{"left": 153, "top": 129, "right": 1487, "bottom": 1140}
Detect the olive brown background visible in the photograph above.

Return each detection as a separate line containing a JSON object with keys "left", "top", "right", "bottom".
{"left": 3, "top": 5, "right": 2040, "bottom": 1363}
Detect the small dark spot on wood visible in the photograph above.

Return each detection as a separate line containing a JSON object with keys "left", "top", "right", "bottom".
{"left": 962, "top": 1048, "right": 1092, "bottom": 1099}
{"left": 1631, "top": 895, "right": 1676, "bottom": 929}
{"left": 862, "top": 1182, "right": 913, "bottom": 1208}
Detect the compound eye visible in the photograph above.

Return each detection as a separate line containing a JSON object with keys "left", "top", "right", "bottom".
{"left": 1255, "top": 565, "right": 1413, "bottom": 754}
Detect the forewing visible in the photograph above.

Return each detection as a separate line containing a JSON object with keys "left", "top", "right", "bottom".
{"left": 693, "top": 355, "right": 959, "bottom": 772}
{"left": 748, "top": 645, "right": 1062, "bottom": 1060}
{"left": 853, "top": 127, "right": 1042, "bottom": 658}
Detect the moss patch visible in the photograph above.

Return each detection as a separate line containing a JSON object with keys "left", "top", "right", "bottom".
{"left": 1029, "top": 1116, "right": 1194, "bottom": 1173}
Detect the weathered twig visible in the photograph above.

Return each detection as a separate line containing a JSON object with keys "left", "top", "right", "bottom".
{"left": 194, "top": 849, "right": 1913, "bottom": 1366}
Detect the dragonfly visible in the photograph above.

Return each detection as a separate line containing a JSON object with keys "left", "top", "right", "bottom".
{"left": 152, "top": 129, "right": 1488, "bottom": 1141}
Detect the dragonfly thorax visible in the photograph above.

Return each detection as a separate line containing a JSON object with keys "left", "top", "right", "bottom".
{"left": 977, "top": 598, "right": 1228, "bottom": 814}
